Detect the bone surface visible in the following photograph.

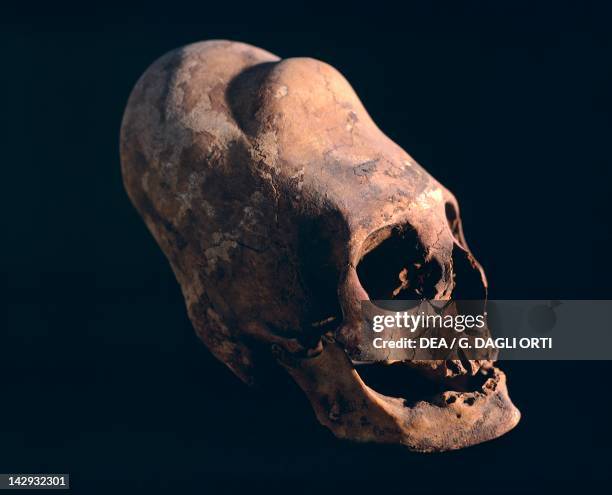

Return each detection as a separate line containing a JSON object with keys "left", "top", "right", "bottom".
{"left": 120, "top": 40, "right": 520, "bottom": 451}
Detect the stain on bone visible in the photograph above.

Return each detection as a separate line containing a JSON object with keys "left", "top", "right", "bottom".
{"left": 353, "top": 159, "right": 378, "bottom": 176}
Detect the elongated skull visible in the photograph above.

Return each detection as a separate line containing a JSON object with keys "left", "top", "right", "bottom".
{"left": 120, "top": 40, "right": 520, "bottom": 452}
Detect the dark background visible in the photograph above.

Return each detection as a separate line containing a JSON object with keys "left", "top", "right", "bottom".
{"left": 1, "top": 2, "right": 611, "bottom": 493}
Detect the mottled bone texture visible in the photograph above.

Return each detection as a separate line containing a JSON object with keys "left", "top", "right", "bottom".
{"left": 120, "top": 40, "right": 520, "bottom": 451}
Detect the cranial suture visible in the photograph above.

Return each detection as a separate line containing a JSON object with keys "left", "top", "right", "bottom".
{"left": 120, "top": 40, "right": 520, "bottom": 452}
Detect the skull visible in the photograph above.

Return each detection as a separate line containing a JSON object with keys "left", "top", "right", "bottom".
{"left": 120, "top": 40, "right": 520, "bottom": 452}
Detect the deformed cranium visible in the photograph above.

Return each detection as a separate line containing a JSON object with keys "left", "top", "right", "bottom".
{"left": 120, "top": 40, "right": 520, "bottom": 452}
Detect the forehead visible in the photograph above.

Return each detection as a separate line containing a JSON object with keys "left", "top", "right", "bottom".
{"left": 252, "top": 57, "right": 448, "bottom": 237}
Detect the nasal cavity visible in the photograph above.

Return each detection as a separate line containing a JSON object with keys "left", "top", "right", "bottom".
{"left": 356, "top": 226, "right": 442, "bottom": 300}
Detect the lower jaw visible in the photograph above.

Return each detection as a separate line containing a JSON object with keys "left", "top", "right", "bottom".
{"left": 278, "top": 336, "right": 521, "bottom": 452}
{"left": 354, "top": 360, "right": 495, "bottom": 408}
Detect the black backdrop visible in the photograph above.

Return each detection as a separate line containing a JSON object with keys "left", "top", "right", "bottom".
{"left": 2, "top": 2, "right": 611, "bottom": 493}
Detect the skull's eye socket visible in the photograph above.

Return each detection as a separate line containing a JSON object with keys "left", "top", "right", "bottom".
{"left": 445, "top": 201, "right": 467, "bottom": 248}
{"left": 445, "top": 202, "right": 460, "bottom": 237}
{"left": 357, "top": 226, "right": 442, "bottom": 300}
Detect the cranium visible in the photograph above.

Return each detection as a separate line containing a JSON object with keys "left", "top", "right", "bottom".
{"left": 120, "top": 40, "right": 520, "bottom": 452}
